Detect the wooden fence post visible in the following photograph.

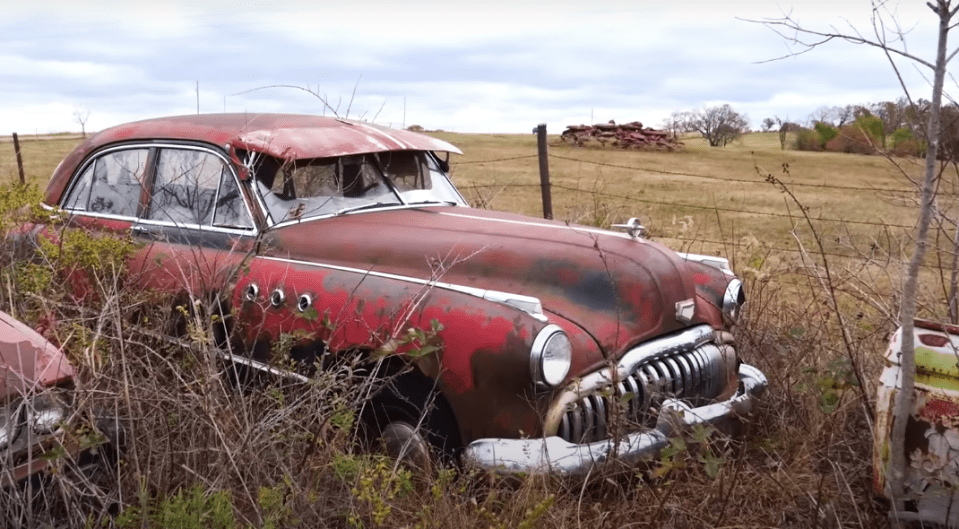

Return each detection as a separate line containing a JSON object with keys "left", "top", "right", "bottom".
{"left": 535, "top": 123, "right": 553, "bottom": 220}
{"left": 12, "top": 133, "right": 25, "bottom": 185}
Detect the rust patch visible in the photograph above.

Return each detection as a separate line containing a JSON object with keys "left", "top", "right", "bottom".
{"left": 921, "top": 333, "right": 951, "bottom": 347}
{"left": 920, "top": 398, "right": 959, "bottom": 426}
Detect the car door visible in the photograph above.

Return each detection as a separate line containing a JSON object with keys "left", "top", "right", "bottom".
{"left": 56, "top": 146, "right": 152, "bottom": 300}
{"left": 129, "top": 144, "right": 257, "bottom": 305}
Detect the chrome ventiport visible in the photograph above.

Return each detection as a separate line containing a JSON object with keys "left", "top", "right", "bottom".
{"left": 245, "top": 283, "right": 259, "bottom": 302}
{"left": 270, "top": 289, "right": 286, "bottom": 308}
{"left": 297, "top": 293, "right": 313, "bottom": 312}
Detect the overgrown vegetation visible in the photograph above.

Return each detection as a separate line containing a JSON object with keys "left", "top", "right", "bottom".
{"left": 0, "top": 130, "right": 936, "bottom": 527}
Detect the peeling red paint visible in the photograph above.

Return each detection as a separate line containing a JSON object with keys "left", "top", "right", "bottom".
{"left": 30, "top": 113, "right": 750, "bottom": 453}
{"left": 920, "top": 398, "right": 959, "bottom": 424}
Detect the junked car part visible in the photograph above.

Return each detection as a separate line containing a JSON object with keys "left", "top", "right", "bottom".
{"left": 875, "top": 320, "right": 959, "bottom": 527}
{"left": 0, "top": 310, "right": 120, "bottom": 488}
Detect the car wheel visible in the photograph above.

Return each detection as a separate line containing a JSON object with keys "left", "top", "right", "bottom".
{"left": 361, "top": 372, "right": 461, "bottom": 468}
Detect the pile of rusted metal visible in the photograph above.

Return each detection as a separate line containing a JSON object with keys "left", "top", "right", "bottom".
{"left": 560, "top": 121, "right": 682, "bottom": 150}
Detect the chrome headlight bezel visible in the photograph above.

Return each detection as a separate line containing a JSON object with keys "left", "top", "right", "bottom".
{"left": 722, "top": 278, "right": 745, "bottom": 322}
{"left": 0, "top": 399, "right": 24, "bottom": 450}
{"left": 530, "top": 324, "right": 572, "bottom": 388}
{"left": 0, "top": 389, "right": 71, "bottom": 452}
{"left": 28, "top": 390, "right": 69, "bottom": 435}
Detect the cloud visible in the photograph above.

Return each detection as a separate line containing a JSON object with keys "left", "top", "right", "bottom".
{"left": 0, "top": 1, "right": 952, "bottom": 134}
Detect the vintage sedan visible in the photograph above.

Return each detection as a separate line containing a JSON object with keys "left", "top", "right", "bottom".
{"left": 26, "top": 113, "right": 765, "bottom": 475}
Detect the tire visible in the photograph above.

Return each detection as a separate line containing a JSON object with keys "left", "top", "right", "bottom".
{"left": 361, "top": 372, "right": 461, "bottom": 468}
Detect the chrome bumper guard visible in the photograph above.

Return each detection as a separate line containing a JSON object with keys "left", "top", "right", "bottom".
{"left": 462, "top": 363, "right": 767, "bottom": 476}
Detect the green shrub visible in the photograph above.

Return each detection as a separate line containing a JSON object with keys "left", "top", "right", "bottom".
{"left": 855, "top": 114, "right": 885, "bottom": 146}
{"left": 890, "top": 127, "right": 922, "bottom": 157}
{"left": 826, "top": 123, "right": 879, "bottom": 154}
{"left": 813, "top": 122, "right": 838, "bottom": 146}
{"left": 116, "top": 484, "right": 236, "bottom": 529}
{"left": 795, "top": 128, "right": 823, "bottom": 151}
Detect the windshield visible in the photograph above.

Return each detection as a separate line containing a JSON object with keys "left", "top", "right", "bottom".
{"left": 251, "top": 151, "right": 464, "bottom": 225}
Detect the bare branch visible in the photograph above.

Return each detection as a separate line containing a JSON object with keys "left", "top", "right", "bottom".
{"left": 372, "top": 97, "right": 387, "bottom": 124}
{"left": 740, "top": 12, "right": 936, "bottom": 69}
{"left": 231, "top": 84, "right": 341, "bottom": 117}
{"left": 345, "top": 74, "right": 362, "bottom": 120}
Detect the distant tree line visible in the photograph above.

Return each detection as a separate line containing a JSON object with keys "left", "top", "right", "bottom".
{"left": 761, "top": 99, "right": 959, "bottom": 158}
{"left": 662, "top": 99, "right": 959, "bottom": 159}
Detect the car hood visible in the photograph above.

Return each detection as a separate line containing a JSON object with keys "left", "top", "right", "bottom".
{"left": 0, "top": 311, "right": 75, "bottom": 398}
{"left": 259, "top": 207, "right": 702, "bottom": 356}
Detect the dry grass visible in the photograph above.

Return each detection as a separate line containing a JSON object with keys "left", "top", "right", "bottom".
{"left": 1, "top": 127, "right": 942, "bottom": 528}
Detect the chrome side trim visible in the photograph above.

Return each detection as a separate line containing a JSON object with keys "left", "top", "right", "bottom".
{"left": 678, "top": 252, "right": 733, "bottom": 275}
{"left": 258, "top": 256, "right": 548, "bottom": 322}
{"left": 437, "top": 211, "right": 639, "bottom": 242}
{"left": 462, "top": 362, "right": 767, "bottom": 476}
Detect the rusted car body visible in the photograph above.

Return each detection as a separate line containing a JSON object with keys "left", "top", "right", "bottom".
{"left": 875, "top": 320, "right": 959, "bottom": 526}
{"left": 24, "top": 113, "right": 766, "bottom": 475}
{"left": 1, "top": 309, "right": 81, "bottom": 486}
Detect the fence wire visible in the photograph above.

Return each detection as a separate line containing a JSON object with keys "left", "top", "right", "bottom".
{"left": 449, "top": 146, "right": 959, "bottom": 271}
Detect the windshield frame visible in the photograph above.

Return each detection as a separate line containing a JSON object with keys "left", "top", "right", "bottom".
{"left": 249, "top": 150, "right": 466, "bottom": 228}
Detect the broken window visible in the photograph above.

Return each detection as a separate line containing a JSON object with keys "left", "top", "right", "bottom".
{"left": 376, "top": 151, "right": 464, "bottom": 205}
{"left": 249, "top": 151, "right": 464, "bottom": 225}
{"left": 254, "top": 154, "right": 400, "bottom": 223}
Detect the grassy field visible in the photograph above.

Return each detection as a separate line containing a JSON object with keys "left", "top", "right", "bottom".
{"left": 0, "top": 129, "right": 940, "bottom": 528}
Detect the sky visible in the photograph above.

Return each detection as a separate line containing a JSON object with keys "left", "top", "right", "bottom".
{"left": 1, "top": 1, "right": 951, "bottom": 135}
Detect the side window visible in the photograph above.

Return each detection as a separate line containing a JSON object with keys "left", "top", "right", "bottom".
{"left": 213, "top": 169, "right": 254, "bottom": 229}
{"left": 63, "top": 149, "right": 149, "bottom": 216}
{"left": 148, "top": 149, "right": 224, "bottom": 225}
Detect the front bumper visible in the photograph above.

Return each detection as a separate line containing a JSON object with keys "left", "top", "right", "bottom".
{"left": 462, "top": 363, "right": 767, "bottom": 476}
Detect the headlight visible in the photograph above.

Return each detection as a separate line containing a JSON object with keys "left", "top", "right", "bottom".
{"left": 722, "top": 278, "right": 745, "bottom": 322}
{"left": 530, "top": 324, "right": 572, "bottom": 387}
{"left": 0, "top": 400, "right": 23, "bottom": 449}
{"left": 28, "top": 391, "right": 68, "bottom": 435}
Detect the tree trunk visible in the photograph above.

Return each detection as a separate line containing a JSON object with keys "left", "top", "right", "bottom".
{"left": 888, "top": 0, "right": 953, "bottom": 519}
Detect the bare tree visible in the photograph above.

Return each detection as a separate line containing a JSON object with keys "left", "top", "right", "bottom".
{"left": 753, "top": 1, "right": 959, "bottom": 522}
{"left": 808, "top": 105, "right": 833, "bottom": 125}
{"left": 662, "top": 111, "right": 689, "bottom": 139}
{"left": 761, "top": 117, "right": 777, "bottom": 132}
{"left": 73, "top": 108, "right": 90, "bottom": 138}
{"left": 676, "top": 104, "right": 749, "bottom": 147}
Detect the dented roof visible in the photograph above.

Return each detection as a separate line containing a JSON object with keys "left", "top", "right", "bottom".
{"left": 45, "top": 113, "right": 462, "bottom": 205}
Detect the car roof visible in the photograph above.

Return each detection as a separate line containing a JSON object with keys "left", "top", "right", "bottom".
{"left": 45, "top": 113, "right": 462, "bottom": 205}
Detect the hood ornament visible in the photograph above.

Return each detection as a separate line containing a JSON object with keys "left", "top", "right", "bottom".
{"left": 612, "top": 217, "right": 646, "bottom": 240}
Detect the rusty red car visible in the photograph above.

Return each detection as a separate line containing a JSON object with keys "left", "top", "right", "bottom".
{"left": 0, "top": 309, "right": 119, "bottom": 488}
{"left": 23, "top": 113, "right": 765, "bottom": 475}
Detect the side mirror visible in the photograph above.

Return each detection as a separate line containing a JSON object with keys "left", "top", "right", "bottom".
{"left": 437, "top": 152, "right": 450, "bottom": 173}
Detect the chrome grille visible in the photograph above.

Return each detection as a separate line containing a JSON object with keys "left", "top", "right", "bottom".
{"left": 558, "top": 342, "right": 727, "bottom": 444}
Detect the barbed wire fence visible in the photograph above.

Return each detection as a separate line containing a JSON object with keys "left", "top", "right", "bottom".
{"left": 448, "top": 142, "right": 958, "bottom": 282}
